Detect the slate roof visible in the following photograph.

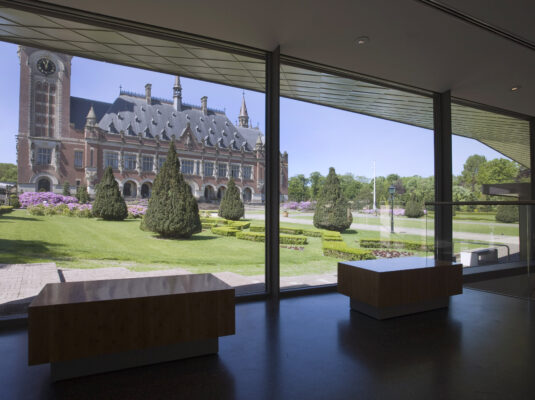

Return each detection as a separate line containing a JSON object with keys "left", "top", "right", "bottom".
{"left": 94, "top": 94, "right": 263, "bottom": 151}
{"left": 70, "top": 97, "right": 112, "bottom": 130}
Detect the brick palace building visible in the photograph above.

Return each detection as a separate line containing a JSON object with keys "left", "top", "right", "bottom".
{"left": 16, "top": 46, "right": 289, "bottom": 202}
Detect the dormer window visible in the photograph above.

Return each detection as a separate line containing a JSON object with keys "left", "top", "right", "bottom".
{"left": 118, "top": 114, "right": 124, "bottom": 120}
{"left": 151, "top": 118, "right": 157, "bottom": 125}
{"left": 167, "top": 121, "right": 173, "bottom": 128}
{"left": 135, "top": 116, "right": 141, "bottom": 123}
{"left": 108, "top": 122, "right": 118, "bottom": 134}
{"left": 172, "top": 112, "right": 177, "bottom": 117}
{"left": 157, "top": 109, "right": 162, "bottom": 115}
{"left": 186, "top": 114, "right": 190, "bottom": 120}
{"left": 144, "top": 127, "right": 152, "bottom": 138}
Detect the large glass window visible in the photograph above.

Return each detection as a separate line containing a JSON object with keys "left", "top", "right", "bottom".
{"left": 279, "top": 62, "right": 434, "bottom": 290}
{"left": 231, "top": 164, "right": 240, "bottom": 179}
{"left": 142, "top": 156, "right": 153, "bottom": 172}
{"left": 124, "top": 154, "right": 136, "bottom": 170}
{"left": 218, "top": 163, "right": 227, "bottom": 178}
{"left": 74, "top": 150, "right": 83, "bottom": 168}
{"left": 243, "top": 165, "right": 252, "bottom": 180}
{"left": 36, "top": 147, "right": 52, "bottom": 165}
{"left": 158, "top": 156, "right": 166, "bottom": 170}
{"left": 181, "top": 160, "right": 194, "bottom": 175}
{"left": 104, "top": 152, "right": 119, "bottom": 169}
{"left": 204, "top": 161, "right": 214, "bottom": 176}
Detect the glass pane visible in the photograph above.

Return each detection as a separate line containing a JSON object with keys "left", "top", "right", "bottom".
{"left": 280, "top": 62, "right": 434, "bottom": 290}
{"left": 0, "top": 38, "right": 266, "bottom": 319}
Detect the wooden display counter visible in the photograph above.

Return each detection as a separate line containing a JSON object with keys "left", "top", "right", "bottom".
{"left": 28, "top": 273, "right": 235, "bottom": 380}
{"left": 338, "top": 257, "right": 462, "bottom": 319}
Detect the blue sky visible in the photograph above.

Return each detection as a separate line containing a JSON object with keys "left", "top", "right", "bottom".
{"left": 0, "top": 41, "right": 507, "bottom": 178}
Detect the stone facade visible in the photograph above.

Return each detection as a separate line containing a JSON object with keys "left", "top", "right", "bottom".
{"left": 16, "top": 46, "right": 289, "bottom": 203}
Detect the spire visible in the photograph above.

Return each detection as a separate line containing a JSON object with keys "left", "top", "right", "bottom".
{"left": 85, "top": 105, "right": 96, "bottom": 127}
{"left": 173, "top": 76, "right": 182, "bottom": 111}
{"left": 255, "top": 133, "right": 263, "bottom": 151}
{"left": 238, "top": 92, "right": 249, "bottom": 128}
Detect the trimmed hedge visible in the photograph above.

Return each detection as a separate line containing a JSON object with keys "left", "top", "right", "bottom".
{"left": 249, "top": 225, "right": 265, "bottom": 232}
{"left": 359, "top": 239, "right": 432, "bottom": 251}
{"left": 211, "top": 226, "right": 239, "bottom": 236}
{"left": 202, "top": 222, "right": 217, "bottom": 229}
{"left": 322, "top": 230, "right": 343, "bottom": 241}
{"left": 236, "top": 231, "right": 308, "bottom": 245}
{"left": 281, "top": 234, "right": 307, "bottom": 245}
{"left": 200, "top": 217, "right": 228, "bottom": 225}
{"left": 302, "top": 228, "right": 324, "bottom": 237}
{"left": 227, "top": 220, "right": 251, "bottom": 230}
{"left": 0, "top": 205, "right": 14, "bottom": 215}
{"left": 322, "top": 241, "right": 375, "bottom": 261}
{"left": 236, "top": 231, "right": 265, "bottom": 242}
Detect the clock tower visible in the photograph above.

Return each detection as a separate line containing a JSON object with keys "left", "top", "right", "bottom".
{"left": 17, "top": 46, "right": 73, "bottom": 192}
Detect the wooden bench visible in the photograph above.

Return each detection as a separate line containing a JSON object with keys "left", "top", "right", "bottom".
{"left": 338, "top": 257, "right": 462, "bottom": 319}
{"left": 28, "top": 273, "right": 235, "bottom": 380}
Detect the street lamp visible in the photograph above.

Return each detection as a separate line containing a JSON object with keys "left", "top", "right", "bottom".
{"left": 388, "top": 185, "right": 396, "bottom": 233}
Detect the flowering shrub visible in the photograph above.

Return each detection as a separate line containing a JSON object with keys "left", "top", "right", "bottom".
{"left": 19, "top": 192, "right": 78, "bottom": 208}
{"left": 127, "top": 205, "right": 147, "bottom": 219}
{"left": 281, "top": 201, "right": 315, "bottom": 211}
{"left": 371, "top": 250, "right": 414, "bottom": 258}
{"left": 27, "top": 202, "right": 93, "bottom": 217}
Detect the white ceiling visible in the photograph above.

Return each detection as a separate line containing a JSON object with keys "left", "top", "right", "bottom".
{"left": 40, "top": 0, "right": 535, "bottom": 117}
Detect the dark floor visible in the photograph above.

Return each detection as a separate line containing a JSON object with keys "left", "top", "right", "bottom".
{"left": 1, "top": 289, "right": 534, "bottom": 400}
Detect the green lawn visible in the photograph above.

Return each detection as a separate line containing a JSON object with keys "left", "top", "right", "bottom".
{"left": 0, "top": 210, "right": 503, "bottom": 277}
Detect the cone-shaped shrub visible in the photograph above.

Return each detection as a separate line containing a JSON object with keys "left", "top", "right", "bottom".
{"left": 62, "top": 181, "right": 71, "bottom": 196}
{"left": 144, "top": 143, "right": 201, "bottom": 238}
{"left": 76, "top": 185, "right": 90, "bottom": 204}
{"left": 404, "top": 195, "right": 425, "bottom": 218}
{"left": 313, "top": 167, "right": 352, "bottom": 232}
{"left": 92, "top": 167, "right": 128, "bottom": 220}
{"left": 218, "top": 178, "right": 244, "bottom": 221}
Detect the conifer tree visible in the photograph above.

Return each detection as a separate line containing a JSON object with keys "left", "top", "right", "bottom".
{"left": 92, "top": 167, "right": 128, "bottom": 220}
{"left": 77, "top": 185, "right": 90, "bottom": 204}
{"left": 218, "top": 178, "right": 244, "bottom": 221}
{"left": 144, "top": 143, "right": 201, "bottom": 238}
{"left": 313, "top": 167, "right": 352, "bottom": 232}
{"left": 62, "top": 181, "right": 71, "bottom": 196}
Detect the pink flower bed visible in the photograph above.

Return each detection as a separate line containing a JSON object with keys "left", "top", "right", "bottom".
{"left": 128, "top": 205, "right": 147, "bottom": 218}
{"left": 282, "top": 201, "right": 315, "bottom": 211}
{"left": 19, "top": 192, "right": 78, "bottom": 208}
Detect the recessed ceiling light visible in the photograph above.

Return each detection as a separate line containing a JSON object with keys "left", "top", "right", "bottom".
{"left": 355, "top": 36, "right": 370, "bottom": 46}
{"left": 511, "top": 85, "right": 521, "bottom": 91}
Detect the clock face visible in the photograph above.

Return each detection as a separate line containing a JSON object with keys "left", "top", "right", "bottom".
{"left": 36, "top": 58, "right": 56, "bottom": 76}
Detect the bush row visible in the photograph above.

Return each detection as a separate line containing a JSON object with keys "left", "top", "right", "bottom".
{"left": 322, "top": 230, "right": 343, "bottom": 241}
{"left": 248, "top": 225, "right": 324, "bottom": 237}
{"left": 211, "top": 226, "right": 239, "bottom": 236}
{"left": 236, "top": 231, "right": 308, "bottom": 245}
{"left": 27, "top": 204, "right": 93, "bottom": 218}
{"left": 359, "top": 239, "right": 432, "bottom": 251}
{"left": 322, "top": 241, "right": 375, "bottom": 261}
{"left": 227, "top": 220, "right": 251, "bottom": 230}
{"left": 0, "top": 205, "right": 14, "bottom": 215}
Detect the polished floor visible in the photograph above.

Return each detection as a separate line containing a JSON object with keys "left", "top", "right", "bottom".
{"left": 1, "top": 289, "right": 534, "bottom": 400}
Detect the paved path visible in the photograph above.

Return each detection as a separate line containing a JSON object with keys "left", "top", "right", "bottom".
{"left": 0, "top": 263, "right": 59, "bottom": 316}
{"left": 247, "top": 213, "right": 520, "bottom": 245}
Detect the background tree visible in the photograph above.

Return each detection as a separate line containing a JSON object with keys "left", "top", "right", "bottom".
{"left": 288, "top": 174, "right": 310, "bottom": 202}
{"left": 76, "top": 185, "right": 90, "bottom": 204}
{"left": 0, "top": 163, "right": 17, "bottom": 182}
{"left": 313, "top": 167, "right": 352, "bottom": 232}
{"left": 92, "top": 167, "right": 128, "bottom": 220}
{"left": 309, "top": 171, "right": 325, "bottom": 200}
{"left": 460, "top": 154, "right": 487, "bottom": 190}
{"left": 144, "top": 143, "right": 201, "bottom": 238}
{"left": 404, "top": 195, "right": 425, "bottom": 218}
{"left": 62, "top": 181, "right": 71, "bottom": 196}
{"left": 476, "top": 158, "right": 519, "bottom": 185}
{"left": 219, "top": 178, "right": 245, "bottom": 220}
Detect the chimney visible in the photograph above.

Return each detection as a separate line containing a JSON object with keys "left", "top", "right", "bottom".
{"left": 201, "top": 96, "right": 208, "bottom": 115}
{"left": 173, "top": 76, "right": 182, "bottom": 111}
{"left": 145, "top": 83, "right": 152, "bottom": 104}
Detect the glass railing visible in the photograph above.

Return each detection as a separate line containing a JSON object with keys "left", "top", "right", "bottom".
{"left": 426, "top": 201, "right": 534, "bottom": 300}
